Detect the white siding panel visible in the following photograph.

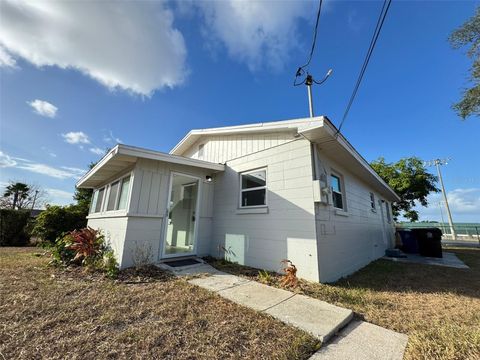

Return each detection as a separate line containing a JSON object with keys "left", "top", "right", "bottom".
{"left": 314, "top": 146, "right": 396, "bottom": 283}
{"left": 211, "top": 139, "right": 320, "bottom": 282}
{"left": 180, "top": 131, "right": 298, "bottom": 163}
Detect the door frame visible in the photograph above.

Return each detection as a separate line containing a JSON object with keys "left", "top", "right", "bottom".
{"left": 160, "top": 171, "right": 202, "bottom": 259}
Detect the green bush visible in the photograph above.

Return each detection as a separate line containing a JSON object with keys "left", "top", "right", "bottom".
{"left": 0, "top": 209, "right": 31, "bottom": 246}
{"left": 47, "top": 227, "right": 119, "bottom": 278}
{"left": 32, "top": 204, "right": 87, "bottom": 243}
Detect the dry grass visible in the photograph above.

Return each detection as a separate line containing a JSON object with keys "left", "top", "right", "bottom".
{"left": 0, "top": 247, "right": 319, "bottom": 360}
{"left": 207, "top": 248, "right": 480, "bottom": 360}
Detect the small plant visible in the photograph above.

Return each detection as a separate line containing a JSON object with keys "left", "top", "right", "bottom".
{"left": 46, "top": 227, "right": 118, "bottom": 278}
{"left": 280, "top": 259, "right": 298, "bottom": 288}
{"left": 257, "top": 270, "right": 273, "bottom": 284}
{"left": 66, "top": 227, "right": 103, "bottom": 264}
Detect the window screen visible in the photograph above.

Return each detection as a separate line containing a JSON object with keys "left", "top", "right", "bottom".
{"left": 95, "top": 187, "right": 105, "bottom": 213}
{"left": 107, "top": 181, "right": 120, "bottom": 211}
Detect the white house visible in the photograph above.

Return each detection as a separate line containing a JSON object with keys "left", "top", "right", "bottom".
{"left": 77, "top": 116, "right": 399, "bottom": 283}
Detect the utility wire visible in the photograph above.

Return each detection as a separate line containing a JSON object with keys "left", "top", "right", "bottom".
{"left": 294, "top": 0, "right": 323, "bottom": 85}
{"left": 337, "top": 0, "right": 392, "bottom": 134}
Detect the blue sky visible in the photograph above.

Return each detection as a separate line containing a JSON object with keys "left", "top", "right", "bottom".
{"left": 0, "top": 0, "right": 479, "bottom": 222}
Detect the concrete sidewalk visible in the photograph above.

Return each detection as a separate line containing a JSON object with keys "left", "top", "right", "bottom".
{"left": 174, "top": 263, "right": 407, "bottom": 359}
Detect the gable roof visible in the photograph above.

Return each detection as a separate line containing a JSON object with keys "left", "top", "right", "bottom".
{"left": 170, "top": 116, "right": 323, "bottom": 156}
{"left": 170, "top": 116, "right": 400, "bottom": 202}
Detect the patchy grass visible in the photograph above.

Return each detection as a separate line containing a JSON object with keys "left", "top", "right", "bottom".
{"left": 207, "top": 248, "right": 480, "bottom": 360}
{"left": 0, "top": 247, "right": 319, "bottom": 359}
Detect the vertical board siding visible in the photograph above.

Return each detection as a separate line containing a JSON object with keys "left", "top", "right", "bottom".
{"left": 211, "top": 139, "right": 320, "bottom": 282}
{"left": 314, "top": 147, "right": 396, "bottom": 282}
{"left": 182, "top": 131, "right": 298, "bottom": 163}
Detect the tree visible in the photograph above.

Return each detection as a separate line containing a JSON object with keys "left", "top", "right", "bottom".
{"left": 73, "top": 161, "right": 97, "bottom": 213}
{"left": 2, "top": 182, "right": 30, "bottom": 209}
{"left": 449, "top": 6, "right": 480, "bottom": 119}
{"left": 1, "top": 181, "right": 48, "bottom": 210}
{"left": 370, "top": 157, "right": 439, "bottom": 222}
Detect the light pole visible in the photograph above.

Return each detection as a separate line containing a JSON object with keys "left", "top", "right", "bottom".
{"left": 31, "top": 190, "right": 39, "bottom": 210}
{"left": 425, "top": 158, "right": 456, "bottom": 240}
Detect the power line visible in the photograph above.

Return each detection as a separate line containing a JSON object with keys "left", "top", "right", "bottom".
{"left": 337, "top": 0, "right": 392, "bottom": 134}
{"left": 294, "top": 0, "right": 323, "bottom": 85}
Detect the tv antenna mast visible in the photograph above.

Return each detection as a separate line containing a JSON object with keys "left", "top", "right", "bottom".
{"left": 425, "top": 158, "right": 456, "bottom": 240}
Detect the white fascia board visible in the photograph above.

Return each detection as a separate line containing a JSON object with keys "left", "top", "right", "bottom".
{"left": 76, "top": 144, "right": 224, "bottom": 189}
{"left": 117, "top": 144, "right": 225, "bottom": 171}
{"left": 76, "top": 145, "right": 119, "bottom": 188}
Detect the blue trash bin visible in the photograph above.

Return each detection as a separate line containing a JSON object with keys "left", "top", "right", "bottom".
{"left": 397, "top": 229, "right": 419, "bottom": 254}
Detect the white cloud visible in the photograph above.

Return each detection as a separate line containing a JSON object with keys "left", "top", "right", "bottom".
{"left": 16, "top": 163, "right": 85, "bottom": 179}
{"left": 62, "top": 131, "right": 90, "bottom": 145}
{"left": 415, "top": 188, "right": 480, "bottom": 222}
{"left": 103, "top": 130, "right": 122, "bottom": 144}
{"left": 0, "top": 151, "right": 17, "bottom": 167}
{"left": 0, "top": 45, "right": 16, "bottom": 67}
{"left": 194, "top": 1, "right": 314, "bottom": 71}
{"left": 45, "top": 188, "right": 74, "bottom": 206}
{"left": 27, "top": 99, "right": 58, "bottom": 118}
{"left": 89, "top": 147, "right": 104, "bottom": 156}
{"left": 0, "top": 0, "right": 187, "bottom": 96}
{"left": 0, "top": 150, "right": 85, "bottom": 179}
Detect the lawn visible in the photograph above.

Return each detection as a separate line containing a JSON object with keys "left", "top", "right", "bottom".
{"left": 208, "top": 247, "right": 480, "bottom": 360}
{"left": 0, "top": 247, "right": 319, "bottom": 359}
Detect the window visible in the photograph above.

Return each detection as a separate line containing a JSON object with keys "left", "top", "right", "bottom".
{"left": 117, "top": 175, "right": 131, "bottom": 210}
{"left": 89, "top": 174, "right": 131, "bottom": 214}
{"left": 198, "top": 144, "right": 204, "bottom": 159}
{"left": 385, "top": 202, "right": 391, "bottom": 222}
{"left": 240, "top": 169, "right": 267, "bottom": 207}
{"left": 370, "top": 192, "right": 376, "bottom": 210}
{"left": 106, "top": 181, "right": 120, "bottom": 211}
{"left": 95, "top": 187, "right": 105, "bottom": 213}
{"left": 331, "top": 174, "right": 344, "bottom": 210}
{"left": 90, "top": 190, "right": 99, "bottom": 214}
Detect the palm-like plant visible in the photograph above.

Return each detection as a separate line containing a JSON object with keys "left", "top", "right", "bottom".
{"left": 3, "top": 182, "right": 30, "bottom": 210}
{"left": 66, "top": 227, "right": 103, "bottom": 263}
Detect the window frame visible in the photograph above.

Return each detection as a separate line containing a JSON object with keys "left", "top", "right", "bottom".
{"left": 90, "top": 172, "right": 132, "bottom": 214}
{"left": 385, "top": 201, "right": 392, "bottom": 222}
{"left": 239, "top": 168, "right": 268, "bottom": 209}
{"left": 369, "top": 192, "right": 376, "bottom": 212}
{"left": 330, "top": 172, "right": 346, "bottom": 211}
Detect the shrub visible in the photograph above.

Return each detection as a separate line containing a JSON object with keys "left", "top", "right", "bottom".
{"left": 0, "top": 209, "right": 31, "bottom": 246}
{"left": 47, "top": 227, "right": 119, "bottom": 278}
{"left": 32, "top": 204, "right": 87, "bottom": 243}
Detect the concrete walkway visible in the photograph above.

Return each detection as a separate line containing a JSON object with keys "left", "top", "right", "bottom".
{"left": 383, "top": 251, "right": 469, "bottom": 269}
{"left": 167, "top": 262, "right": 408, "bottom": 359}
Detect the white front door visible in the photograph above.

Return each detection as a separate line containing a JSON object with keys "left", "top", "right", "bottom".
{"left": 162, "top": 172, "right": 200, "bottom": 258}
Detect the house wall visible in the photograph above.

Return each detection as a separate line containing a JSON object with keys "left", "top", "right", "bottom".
{"left": 183, "top": 131, "right": 298, "bottom": 163}
{"left": 211, "top": 139, "right": 320, "bottom": 282}
{"left": 87, "top": 216, "right": 129, "bottom": 267}
{"left": 314, "top": 146, "right": 395, "bottom": 283}
{"left": 87, "top": 158, "right": 215, "bottom": 269}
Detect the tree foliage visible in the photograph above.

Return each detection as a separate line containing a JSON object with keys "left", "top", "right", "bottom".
{"left": 1, "top": 181, "right": 48, "bottom": 210}
{"left": 32, "top": 205, "right": 88, "bottom": 243}
{"left": 370, "top": 157, "right": 439, "bottom": 222}
{"left": 73, "top": 161, "right": 98, "bottom": 213}
{"left": 449, "top": 6, "right": 480, "bottom": 119}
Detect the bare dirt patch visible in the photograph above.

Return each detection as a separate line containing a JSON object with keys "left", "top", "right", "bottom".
{"left": 207, "top": 248, "right": 480, "bottom": 360}
{"left": 0, "top": 247, "right": 319, "bottom": 359}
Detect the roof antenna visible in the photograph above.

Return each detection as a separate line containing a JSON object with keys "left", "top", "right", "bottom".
{"left": 297, "top": 69, "right": 333, "bottom": 118}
